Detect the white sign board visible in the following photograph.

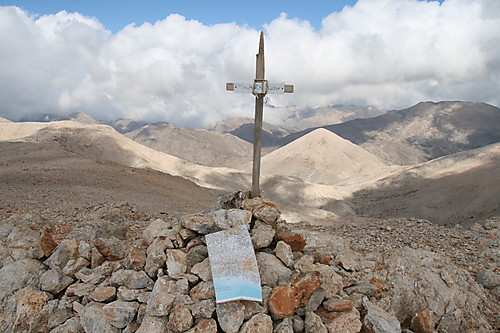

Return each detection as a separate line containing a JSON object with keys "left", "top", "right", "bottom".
{"left": 233, "top": 82, "right": 254, "bottom": 93}
{"left": 232, "top": 81, "right": 287, "bottom": 95}
{"left": 205, "top": 225, "right": 262, "bottom": 303}
{"left": 267, "top": 82, "right": 285, "bottom": 94}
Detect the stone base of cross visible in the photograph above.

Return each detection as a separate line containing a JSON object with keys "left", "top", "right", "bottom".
{"left": 226, "top": 31, "right": 294, "bottom": 198}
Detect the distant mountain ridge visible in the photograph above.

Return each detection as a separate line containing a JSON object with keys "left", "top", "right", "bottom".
{"left": 278, "top": 101, "right": 500, "bottom": 164}
{"left": 261, "top": 128, "right": 391, "bottom": 185}
{"left": 126, "top": 122, "right": 252, "bottom": 167}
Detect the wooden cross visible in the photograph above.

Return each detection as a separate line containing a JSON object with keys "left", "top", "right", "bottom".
{"left": 226, "top": 31, "right": 294, "bottom": 198}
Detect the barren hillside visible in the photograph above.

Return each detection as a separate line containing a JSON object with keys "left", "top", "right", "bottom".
{"left": 348, "top": 143, "right": 500, "bottom": 227}
{"left": 261, "top": 128, "right": 392, "bottom": 185}
{"left": 126, "top": 122, "right": 252, "bottom": 167}
{"left": 280, "top": 101, "right": 500, "bottom": 165}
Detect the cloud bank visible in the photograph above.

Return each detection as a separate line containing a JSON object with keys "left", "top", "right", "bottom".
{"left": 0, "top": 0, "right": 499, "bottom": 128}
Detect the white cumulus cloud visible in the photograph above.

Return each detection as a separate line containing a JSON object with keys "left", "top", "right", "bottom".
{"left": 0, "top": 0, "right": 499, "bottom": 128}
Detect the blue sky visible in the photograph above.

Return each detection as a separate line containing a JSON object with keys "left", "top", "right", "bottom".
{"left": 0, "top": 0, "right": 497, "bottom": 127}
{"left": 0, "top": 0, "right": 361, "bottom": 32}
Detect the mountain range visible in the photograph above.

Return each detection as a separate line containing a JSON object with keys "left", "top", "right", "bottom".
{"left": 2, "top": 100, "right": 498, "bottom": 227}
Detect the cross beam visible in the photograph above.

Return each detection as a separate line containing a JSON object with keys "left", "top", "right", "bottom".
{"left": 226, "top": 31, "right": 294, "bottom": 198}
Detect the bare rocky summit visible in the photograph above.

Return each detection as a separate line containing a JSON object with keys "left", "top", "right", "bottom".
{"left": 0, "top": 101, "right": 498, "bottom": 332}
{"left": 0, "top": 192, "right": 498, "bottom": 332}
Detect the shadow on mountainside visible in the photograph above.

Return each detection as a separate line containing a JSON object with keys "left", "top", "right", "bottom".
{"left": 347, "top": 160, "right": 499, "bottom": 227}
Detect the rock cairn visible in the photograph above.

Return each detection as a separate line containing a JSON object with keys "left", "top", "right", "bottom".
{"left": 0, "top": 192, "right": 498, "bottom": 332}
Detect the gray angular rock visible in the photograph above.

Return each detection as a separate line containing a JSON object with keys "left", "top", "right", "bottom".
{"left": 40, "top": 267, "right": 74, "bottom": 294}
{"left": 275, "top": 241, "right": 294, "bottom": 268}
{"left": 66, "top": 282, "right": 96, "bottom": 297}
{"left": 189, "top": 298, "right": 216, "bottom": 319}
{"left": 44, "top": 240, "right": 79, "bottom": 270}
{"left": 314, "top": 264, "right": 345, "bottom": 298}
{"left": 476, "top": 269, "right": 500, "bottom": 289}
{"left": 186, "top": 244, "right": 208, "bottom": 268}
{"left": 240, "top": 313, "right": 273, "bottom": 333}
{"left": 0, "top": 258, "right": 46, "bottom": 303}
{"left": 145, "top": 276, "right": 176, "bottom": 316}
{"left": 305, "top": 311, "right": 328, "bottom": 333}
{"left": 50, "top": 317, "right": 84, "bottom": 333}
{"left": 344, "top": 282, "right": 379, "bottom": 297}
{"left": 191, "top": 257, "right": 212, "bottom": 282}
{"left": 80, "top": 302, "right": 120, "bottom": 333}
{"left": 135, "top": 315, "right": 168, "bottom": 333}
{"left": 103, "top": 300, "right": 139, "bottom": 329}
{"left": 294, "top": 254, "right": 315, "bottom": 272}
{"left": 181, "top": 209, "right": 252, "bottom": 234}
{"left": 47, "top": 298, "right": 75, "bottom": 330}
{"left": 362, "top": 298, "right": 401, "bottom": 333}
{"left": 143, "top": 218, "right": 173, "bottom": 244}
{"left": 144, "top": 237, "right": 170, "bottom": 278}
{"left": 166, "top": 249, "right": 187, "bottom": 277}
{"left": 251, "top": 221, "right": 276, "bottom": 249}
{"left": 274, "top": 317, "right": 294, "bottom": 333}
{"left": 78, "top": 241, "right": 92, "bottom": 261}
{"left": 305, "top": 288, "right": 325, "bottom": 312}
{"left": 256, "top": 252, "right": 292, "bottom": 287}
{"left": 62, "top": 257, "right": 91, "bottom": 278}
{"left": 254, "top": 205, "right": 280, "bottom": 224}
{"left": 117, "top": 286, "right": 149, "bottom": 302}
{"left": 212, "top": 209, "right": 253, "bottom": 231}
{"left": 292, "top": 315, "right": 305, "bottom": 333}
{"left": 109, "top": 269, "right": 153, "bottom": 289}
{"left": 90, "top": 245, "right": 105, "bottom": 268}
{"left": 216, "top": 301, "right": 245, "bottom": 333}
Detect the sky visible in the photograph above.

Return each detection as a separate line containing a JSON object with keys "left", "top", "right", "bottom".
{"left": 0, "top": 0, "right": 498, "bottom": 128}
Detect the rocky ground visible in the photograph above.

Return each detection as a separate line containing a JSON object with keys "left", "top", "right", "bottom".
{"left": 0, "top": 137, "right": 498, "bottom": 333}
{"left": 0, "top": 189, "right": 498, "bottom": 332}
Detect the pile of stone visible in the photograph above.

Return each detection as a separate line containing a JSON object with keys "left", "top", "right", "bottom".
{"left": 0, "top": 192, "right": 497, "bottom": 332}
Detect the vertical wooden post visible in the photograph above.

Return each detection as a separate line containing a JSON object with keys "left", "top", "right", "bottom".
{"left": 251, "top": 32, "right": 265, "bottom": 198}
{"left": 226, "top": 31, "right": 293, "bottom": 198}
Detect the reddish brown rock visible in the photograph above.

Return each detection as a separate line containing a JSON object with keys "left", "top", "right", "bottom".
{"left": 317, "top": 307, "right": 362, "bottom": 333}
{"left": 323, "top": 298, "right": 353, "bottom": 312}
{"left": 316, "top": 254, "right": 331, "bottom": 265}
{"left": 275, "top": 233, "right": 306, "bottom": 252}
{"left": 292, "top": 272, "right": 321, "bottom": 306}
{"left": 90, "top": 286, "right": 116, "bottom": 302}
{"left": 38, "top": 228, "right": 58, "bottom": 258}
{"left": 242, "top": 197, "right": 280, "bottom": 212}
{"left": 369, "top": 278, "right": 390, "bottom": 299}
{"left": 94, "top": 237, "right": 125, "bottom": 260}
{"left": 167, "top": 304, "right": 193, "bottom": 333}
{"left": 189, "top": 281, "right": 215, "bottom": 302}
{"left": 186, "top": 318, "right": 217, "bottom": 333}
{"left": 411, "top": 308, "right": 435, "bottom": 333}
{"left": 126, "top": 246, "right": 147, "bottom": 270}
{"left": 268, "top": 286, "right": 299, "bottom": 320}
{"left": 268, "top": 273, "right": 320, "bottom": 320}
